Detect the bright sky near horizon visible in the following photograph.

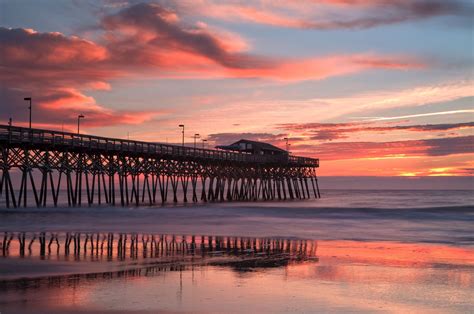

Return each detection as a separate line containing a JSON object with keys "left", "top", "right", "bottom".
{"left": 0, "top": 0, "right": 473, "bottom": 176}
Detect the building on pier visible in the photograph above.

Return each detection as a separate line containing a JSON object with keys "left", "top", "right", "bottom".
{"left": 216, "top": 139, "right": 287, "bottom": 156}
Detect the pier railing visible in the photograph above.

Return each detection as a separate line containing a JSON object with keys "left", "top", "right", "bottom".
{"left": 0, "top": 125, "right": 318, "bottom": 167}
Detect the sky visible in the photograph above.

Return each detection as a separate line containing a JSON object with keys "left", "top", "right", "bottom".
{"left": 0, "top": 0, "right": 473, "bottom": 177}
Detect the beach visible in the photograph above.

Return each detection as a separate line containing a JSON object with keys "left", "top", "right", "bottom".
{"left": 0, "top": 189, "right": 473, "bottom": 313}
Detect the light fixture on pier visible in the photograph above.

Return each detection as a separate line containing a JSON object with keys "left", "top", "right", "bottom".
{"left": 202, "top": 139, "right": 207, "bottom": 149}
{"left": 193, "top": 133, "right": 200, "bottom": 149}
{"left": 24, "top": 97, "right": 32, "bottom": 129}
{"left": 178, "top": 124, "right": 184, "bottom": 147}
{"left": 77, "top": 114, "right": 85, "bottom": 134}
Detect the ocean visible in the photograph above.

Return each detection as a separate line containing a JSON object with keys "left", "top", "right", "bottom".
{"left": 0, "top": 189, "right": 473, "bottom": 313}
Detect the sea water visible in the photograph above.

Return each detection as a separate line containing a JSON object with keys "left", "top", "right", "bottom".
{"left": 0, "top": 189, "right": 472, "bottom": 244}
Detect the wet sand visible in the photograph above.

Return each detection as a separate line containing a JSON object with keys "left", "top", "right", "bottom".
{"left": 0, "top": 231, "right": 473, "bottom": 313}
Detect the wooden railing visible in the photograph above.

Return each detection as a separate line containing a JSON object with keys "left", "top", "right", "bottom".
{"left": 0, "top": 125, "right": 318, "bottom": 167}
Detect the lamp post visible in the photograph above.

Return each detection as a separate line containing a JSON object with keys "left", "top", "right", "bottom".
{"left": 77, "top": 114, "right": 84, "bottom": 134}
{"left": 178, "top": 124, "right": 185, "bottom": 147}
{"left": 24, "top": 97, "right": 32, "bottom": 129}
{"left": 202, "top": 139, "right": 207, "bottom": 149}
{"left": 193, "top": 133, "right": 200, "bottom": 149}
{"left": 283, "top": 137, "right": 289, "bottom": 152}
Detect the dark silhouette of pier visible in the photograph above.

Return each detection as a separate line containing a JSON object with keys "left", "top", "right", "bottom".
{"left": 0, "top": 125, "right": 320, "bottom": 207}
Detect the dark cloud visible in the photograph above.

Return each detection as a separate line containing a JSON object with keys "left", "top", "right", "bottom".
{"left": 277, "top": 121, "right": 474, "bottom": 141}
{"left": 189, "top": 0, "right": 473, "bottom": 30}
{"left": 425, "top": 136, "right": 474, "bottom": 156}
{"left": 207, "top": 132, "right": 288, "bottom": 147}
{"left": 0, "top": 27, "right": 112, "bottom": 88}
{"left": 101, "top": 2, "right": 271, "bottom": 69}
{"left": 291, "top": 135, "right": 474, "bottom": 160}
{"left": 303, "top": 0, "right": 473, "bottom": 29}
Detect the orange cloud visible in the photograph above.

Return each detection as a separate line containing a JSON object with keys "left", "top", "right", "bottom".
{"left": 222, "top": 54, "right": 423, "bottom": 81}
{"left": 319, "top": 153, "right": 474, "bottom": 176}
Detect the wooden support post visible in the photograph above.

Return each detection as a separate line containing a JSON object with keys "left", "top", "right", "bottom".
{"left": 170, "top": 175, "right": 179, "bottom": 203}
{"left": 299, "top": 178, "right": 306, "bottom": 199}
{"left": 315, "top": 175, "right": 321, "bottom": 198}
{"left": 201, "top": 176, "right": 207, "bottom": 202}
{"left": 181, "top": 176, "right": 189, "bottom": 203}
{"left": 191, "top": 176, "right": 198, "bottom": 202}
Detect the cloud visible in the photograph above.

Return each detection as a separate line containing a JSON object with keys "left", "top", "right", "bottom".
{"left": 277, "top": 121, "right": 474, "bottom": 141}
{"left": 360, "top": 109, "right": 474, "bottom": 121}
{"left": 98, "top": 3, "right": 423, "bottom": 81}
{"left": 204, "top": 128, "right": 474, "bottom": 161}
{"left": 0, "top": 86, "right": 157, "bottom": 130}
{"left": 0, "top": 27, "right": 114, "bottom": 89}
{"left": 101, "top": 3, "right": 267, "bottom": 69}
{"left": 207, "top": 132, "right": 288, "bottom": 147}
{"left": 222, "top": 54, "right": 423, "bottom": 81}
{"left": 183, "top": 0, "right": 472, "bottom": 30}
{"left": 291, "top": 135, "right": 474, "bottom": 160}
{"left": 0, "top": 26, "right": 161, "bottom": 129}
{"left": 272, "top": 80, "right": 473, "bottom": 121}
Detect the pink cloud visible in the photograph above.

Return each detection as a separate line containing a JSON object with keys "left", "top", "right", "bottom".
{"left": 182, "top": 0, "right": 471, "bottom": 29}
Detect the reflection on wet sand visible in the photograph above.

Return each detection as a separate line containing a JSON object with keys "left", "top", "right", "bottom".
{"left": 1, "top": 232, "right": 474, "bottom": 313}
{"left": 1, "top": 231, "right": 318, "bottom": 286}
{"left": 2, "top": 231, "right": 317, "bottom": 261}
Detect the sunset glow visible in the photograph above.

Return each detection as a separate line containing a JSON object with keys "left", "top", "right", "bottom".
{"left": 1, "top": 0, "right": 472, "bottom": 176}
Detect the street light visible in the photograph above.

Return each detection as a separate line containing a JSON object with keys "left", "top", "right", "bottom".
{"left": 77, "top": 114, "right": 85, "bottom": 134}
{"left": 178, "top": 124, "right": 184, "bottom": 147}
{"left": 283, "top": 137, "right": 289, "bottom": 152}
{"left": 24, "top": 97, "right": 32, "bottom": 129}
{"left": 202, "top": 139, "right": 207, "bottom": 149}
{"left": 193, "top": 133, "right": 200, "bottom": 149}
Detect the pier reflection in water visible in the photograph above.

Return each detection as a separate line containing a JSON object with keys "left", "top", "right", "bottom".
{"left": 2, "top": 231, "right": 317, "bottom": 261}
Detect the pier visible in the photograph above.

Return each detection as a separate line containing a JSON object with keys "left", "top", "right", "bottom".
{"left": 0, "top": 125, "right": 320, "bottom": 208}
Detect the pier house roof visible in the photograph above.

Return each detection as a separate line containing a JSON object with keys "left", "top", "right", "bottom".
{"left": 216, "top": 139, "right": 287, "bottom": 155}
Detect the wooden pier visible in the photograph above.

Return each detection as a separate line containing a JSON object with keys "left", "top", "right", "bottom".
{"left": 0, "top": 125, "right": 320, "bottom": 208}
